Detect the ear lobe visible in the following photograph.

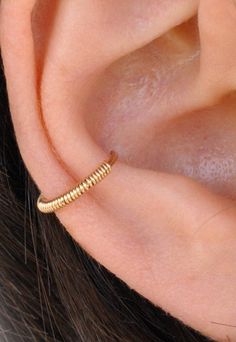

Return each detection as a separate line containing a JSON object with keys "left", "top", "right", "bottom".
{"left": 2, "top": 2, "right": 236, "bottom": 341}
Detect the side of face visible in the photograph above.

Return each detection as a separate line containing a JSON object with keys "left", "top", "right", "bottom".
{"left": 1, "top": 1, "right": 236, "bottom": 340}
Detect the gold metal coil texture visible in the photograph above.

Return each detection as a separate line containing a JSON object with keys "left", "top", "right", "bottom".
{"left": 37, "top": 151, "right": 117, "bottom": 214}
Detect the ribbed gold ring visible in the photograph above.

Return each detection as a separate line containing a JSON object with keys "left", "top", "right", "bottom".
{"left": 37, "top": 151, "right": 118, "bottom": 214}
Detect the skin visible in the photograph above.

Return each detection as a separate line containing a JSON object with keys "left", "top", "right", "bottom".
{"left": 1, "top": 0, "right": 236, "bottom": 340}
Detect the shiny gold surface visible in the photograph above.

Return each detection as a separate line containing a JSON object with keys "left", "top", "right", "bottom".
{"left": 37, "top": 151, "right": 118, "bottom": 214}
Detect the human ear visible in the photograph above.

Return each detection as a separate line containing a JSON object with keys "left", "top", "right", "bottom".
{"left": 1, "top": 1, "right": 236, "bottom": 340}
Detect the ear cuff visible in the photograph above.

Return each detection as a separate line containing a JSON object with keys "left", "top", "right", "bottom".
{"left": 37, "top": 151, "right": 118, "bottom": 214}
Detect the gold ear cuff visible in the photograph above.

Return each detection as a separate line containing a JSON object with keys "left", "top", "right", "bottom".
{"left": 37, "top": 151, "right": 118, "bottom": 214}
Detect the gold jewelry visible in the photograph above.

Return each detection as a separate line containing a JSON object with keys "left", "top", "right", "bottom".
{"left": 37, "top": 151, "right": 118, "bottom": 214}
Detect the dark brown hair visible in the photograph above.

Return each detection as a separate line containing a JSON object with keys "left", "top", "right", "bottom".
{"left": 0, "top": 62, "right": 212, "bottom": 341}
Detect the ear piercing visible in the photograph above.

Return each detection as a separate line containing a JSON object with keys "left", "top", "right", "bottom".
{"left": 37, "top": 151, "right": 118, "bottom": 214}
